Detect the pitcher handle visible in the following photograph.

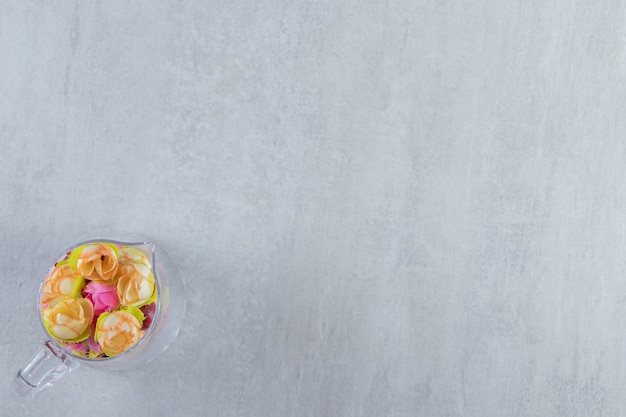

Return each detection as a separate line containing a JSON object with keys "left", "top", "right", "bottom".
{"left": 13, "top": 341, "right": 80, "bottom": 397}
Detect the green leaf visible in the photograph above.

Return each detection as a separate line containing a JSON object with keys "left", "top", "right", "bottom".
{"left": 123, "top": 306, "right": 145, "bottom": 325}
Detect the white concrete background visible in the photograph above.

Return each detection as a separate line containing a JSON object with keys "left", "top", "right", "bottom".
{"left": 1, "top": 1, "right": 625, "bottom": 416}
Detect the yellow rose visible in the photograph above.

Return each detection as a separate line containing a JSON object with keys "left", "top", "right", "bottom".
{"left": 116, "top": 261, "right": 155, "bottom": 307}
{"left": 75, "top": 244, "right": 119, "bottom": 281}
{"left": 118, "top": 247, "right": 152, "bottom": 277}
{"left": 40, "top": 264, "right": 85, "bottom": 307}
{"left": 95, "top": 310, "right": 142, "bottom": 356}
{"left": 42, "top": 298, "right": 94, "bottom": 342}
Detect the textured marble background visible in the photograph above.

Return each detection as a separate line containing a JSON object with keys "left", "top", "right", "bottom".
{"left": 2, "top": 1, "right": 626, "bottom": 416}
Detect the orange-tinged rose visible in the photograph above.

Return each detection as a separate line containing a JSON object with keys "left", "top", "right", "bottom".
{"left": 95, "top": 310, "right": 142, "bottom": 356}
{"left": 76, "top": 244, "right": 119, "bottom": 281}
{"left": 41, "top": 264, "right": 85, "bottom": 307}
{"left": 116, "top": 261, "right": 155, "bottom": 307}
{"left": 42, "top": 298, "right": 94, "bottom": 342}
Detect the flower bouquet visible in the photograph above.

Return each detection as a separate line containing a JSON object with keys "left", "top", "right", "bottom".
{"left": 39, "top": 242, "right": 157, "bottom": 358}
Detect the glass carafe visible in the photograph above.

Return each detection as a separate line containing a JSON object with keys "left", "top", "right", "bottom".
{"left": 13, "top": 236, "right": 186, "bottom": 396}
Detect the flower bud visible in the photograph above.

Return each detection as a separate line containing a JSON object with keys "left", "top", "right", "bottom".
{"left": 42, "top": 298, "right": 94, "bottom": 342}
{"left": 95, "top": 310, "right": 142, "bottom": 356}
{"left": 41, "top": 264, "right": 85, "bottom": 307}
{"left": 75, "top": 243, "right": 119, "bottom": 281}
{"left": 116, "top": 262, "right": 155, "bottom": 307}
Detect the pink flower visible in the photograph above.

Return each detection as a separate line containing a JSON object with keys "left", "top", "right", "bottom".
{"left": 83, "top": 281, "right": 119, "bottom": 315}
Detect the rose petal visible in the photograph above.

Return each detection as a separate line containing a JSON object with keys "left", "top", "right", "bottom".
{"left": 86, "top": 332, "right": 101, "bottom": 355}
{"left": 65, "top": 342, "right": 87, "bottom": 352}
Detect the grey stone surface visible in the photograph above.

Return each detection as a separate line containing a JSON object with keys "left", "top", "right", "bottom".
{"left": 2, "top": 0, "right": 626, "bottom": 415}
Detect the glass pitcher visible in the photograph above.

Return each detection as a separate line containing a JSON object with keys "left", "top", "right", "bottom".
{"left": 13, "top": 236, "right": 186, "bottom": 396}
